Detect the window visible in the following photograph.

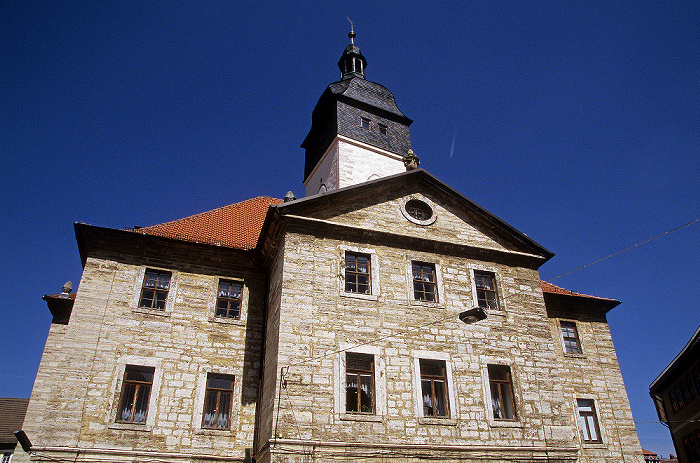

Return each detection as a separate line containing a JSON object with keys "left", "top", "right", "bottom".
{"left": 346, "top": 353, "right": 374, "bottom": 414}
{"left": 361, "top": 117, "right": 371, "bottom": 129}
{"left": 405, "top": 199, "right": 432, "bottom": 221}
{"left": 561, "top": 321, "right": 582, "bottom": 354}
{"left": 345, "top": 252, "right": 371, "bottom": 294}
{"left": 202, "top": 374, "right": 234, "bottom": 429}
{"left": 488, "top": 365, "right": 516, "bottom": 420}
{"left": 216, "top": 280, "right": 242, "bottom": 319}
{"left": 139, "top": 270, "right": 171, "bottom": 310}
{"left": 1, "top": 453, "right": 11, "bottom": 463}
{"left": 378, "top": 123, "right": 388, "bottom": 135}
{"left": 420, "top": 359, "right": 449, "bottom": 417}
{"left": 412, "top": 262, "right": 437, "bottom": 302}
{"left": 474, "top": 271, "right": 498, "bottom": 310}
{"left": 577, "top": 399, "right": 602, "bottom": 442}
{"left": 117, "top": 365, "right": 154, "bottom": 423}
{"left": 682, "top": 430, "right": 700, "bottom": 463}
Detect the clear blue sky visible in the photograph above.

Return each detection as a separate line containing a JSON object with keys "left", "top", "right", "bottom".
{"left": 1, "top": 1, "right": 698, "bottom": 457}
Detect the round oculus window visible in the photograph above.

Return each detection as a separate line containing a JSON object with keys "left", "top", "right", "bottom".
{"left": 405, "top": 199, "right": 433, "bottom": 221}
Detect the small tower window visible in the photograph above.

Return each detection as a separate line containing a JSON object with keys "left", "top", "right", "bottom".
{"left": 378, "top": 124, "right": 388, "bottom": 135}
{"left": 361, "top": 117, "right": 371, "bottom": 129}
{"left": 355, "top": 58, "right": 363, "bottom": 74}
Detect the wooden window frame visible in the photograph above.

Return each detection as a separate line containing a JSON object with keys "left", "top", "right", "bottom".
{"left": 378, "top": 123, "right": 388, "bottom": 135}
{"left": 345, "top": 353, "right": 375, "bottom": 414}
{"left": 561, "top": 321, "right": 582, "bottom": 354}
{"left": 412, "top": 262, "right": 437, "bottom": 302}
{"left": 488, "top": 365, "right": 516, "bottom": 420}
{"left": 116, "top": 365, "right": 155, "bottom": 424}
{"left": 345, "top": 252, "right": 371, "bottom": 294}
{"left": 216, "top": 280, "right": 242, "bottom": 319}
{"left": 474, "top": 270, "right": 499, "bottom": 310}
{"left": 577, "top": 398, "right": 602, "bottom": 443}
{"left": 360, "top": 117, "right": 371, "bottom": 129}
{"left": 420, "top": 359, "right": 449, "bottom": 418}
{"left": 202, "top": 374, "right": 234, "bottom": 429}
{"left": 138, "top": 269, "right": 171, "bottom": 310}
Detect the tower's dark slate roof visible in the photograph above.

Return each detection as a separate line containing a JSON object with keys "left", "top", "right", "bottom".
{"left": 327, "top": 78, "right": 409, "bottom": 120}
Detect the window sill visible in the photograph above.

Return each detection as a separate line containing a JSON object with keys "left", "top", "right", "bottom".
{"left": 194, "top": 428, "right": 233, "bottom": 435}
{"left": 209, "top": 316, "right": 246, "bottom": 326}
{"left": 340, "top": 292, "right": 378, "bottom": 301}
{"left": 410, "top": 300, "right": 444, "bottom": 309}
{"left": 418, "top": 417, "right": 457, "bottom": 426}
{"left": 132, "top": 307, "right": 170, "bottom": 317}
{"left": 488, "top": 419, "right": 523, "bottom": 428}
{"left": 563, "top": 353, "right": 587, "bottom": 359}
{"left": 581, "top": 441, "right": 606, "bottom": 447}
{"left": 340, "top": 413, "right": 382, "bottom": 422}
{"left": 109, "top": 422, "right": 152, "bottom": 432}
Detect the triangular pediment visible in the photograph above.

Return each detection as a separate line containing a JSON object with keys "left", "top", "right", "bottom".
{"left": 273, "top": 169, "right": 553, "bottom": 265}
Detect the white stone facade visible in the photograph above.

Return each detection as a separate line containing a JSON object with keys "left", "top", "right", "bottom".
{"left": 304, "top": 135, "right": 406, "bottom": 197}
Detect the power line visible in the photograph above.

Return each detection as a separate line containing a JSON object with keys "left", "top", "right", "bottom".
{"left": 547, "top": 218, "right": 699, "bottom": 282}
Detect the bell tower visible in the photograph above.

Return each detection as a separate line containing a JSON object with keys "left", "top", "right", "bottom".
{"left": 301, "top": 28, "right": 414, "bottom": 196}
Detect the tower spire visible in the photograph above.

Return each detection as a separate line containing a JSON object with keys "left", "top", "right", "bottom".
{"left": 338, "top": 20, "right": 366, "bottom": 80}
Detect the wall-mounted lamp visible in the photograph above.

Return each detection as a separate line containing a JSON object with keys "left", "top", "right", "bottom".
{"left": 14, "top": 430, "right": 32, "bottom": 453}
{"left": 459, "top": 307, "right": 487, "bottom": 324}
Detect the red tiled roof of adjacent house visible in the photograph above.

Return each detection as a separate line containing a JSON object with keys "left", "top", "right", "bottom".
{"left": 0, "top": 397, "right": 29, "bottom": 444}
{"left": 643, "top": 449, "right": 658, "bottom": 457}
{"left": 134, "top": 196, "right": 283, "bottom": 250}
{"left": 541, "top": 280, "right": 617, "bottom": 302}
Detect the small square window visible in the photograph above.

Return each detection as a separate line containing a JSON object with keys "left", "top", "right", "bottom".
{"left": 216, "top": 280, "right": 242, "bottom": 319}
{"left": 139, "top": 270, "right": 171, "bottom": 310}
{"left": 117, "top": 365, "right": 154, "bottom": 423}
{"left": 378, "top": 124, "right": 388, "bottom": 135}
{"left": 420, "top": 359, "right": 449, "bottom": 417}
{"left": 202, "top": 374, "right": 234, "bottom": 429}
{"left": 412, "top": 262, "right": 437, "bottom": 302}
{"left": 474, "top": 271, "right": 498, "bottom": 310}
{"left": 345, "top": 252, "right": 371, "bottom": 294}
{"left": 577, "top": 399, "right": 602, "bottom": 442}
{"left": 561, "top": 321, "right": 582, "bottom": 354}
{"left": 361, "top": 117, "right": 371, "bottom": 129}
{"left": 346, "top": 353, "right": 375, "bottom": 414}
{"left": 488, "top": 365, "right": 516, "bottom": 420}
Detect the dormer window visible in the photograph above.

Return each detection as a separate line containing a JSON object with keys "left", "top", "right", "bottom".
{"left": 378, "top": 124, "right": 388, "bottom": 135}
{"left": 361, "top": 117, "right": 371, "bottom": 129}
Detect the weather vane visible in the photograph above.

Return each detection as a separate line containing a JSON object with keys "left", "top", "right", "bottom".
{"left": 347, "top": 17, "right": 355, "bottom": 44}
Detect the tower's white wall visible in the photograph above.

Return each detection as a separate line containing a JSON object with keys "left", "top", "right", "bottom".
{"left": 305, "top": 136, "right": 405, "bottom": 197}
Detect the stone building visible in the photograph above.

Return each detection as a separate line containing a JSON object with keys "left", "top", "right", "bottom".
{"left": 17, "top": 34, "right": 643, "bottom": 462}
{"left": 650, "top": 325, "right": 700, "bottom": 462}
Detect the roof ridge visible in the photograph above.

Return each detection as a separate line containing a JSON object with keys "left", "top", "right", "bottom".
{"left": 140, "top": 196, "right": 282, "bottom": 231}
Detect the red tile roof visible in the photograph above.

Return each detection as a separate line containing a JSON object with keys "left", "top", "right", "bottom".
{"left": 130, "top": 197, "right": 614, "bottom": 303}
{"left": 541, "top": 280, "right": 617, "bottom": 302}
{"left": 134, "top": 196, "right": 282, "bottom": 250}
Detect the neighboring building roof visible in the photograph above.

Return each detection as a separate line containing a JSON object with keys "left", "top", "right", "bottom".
{"left": 643, "top": 448, "right": 658, "bottom": 456}
{"left": 0, "top": 398, "right": 29, "bottom": 445}
{"left": 540, "top": 281, "right": 618, "bottom": 302}
{"left": 133, "top": 196, "right": 283, "bottom": 250}
{"left": 650, "top": 325, "right": 700, "bottom": 392}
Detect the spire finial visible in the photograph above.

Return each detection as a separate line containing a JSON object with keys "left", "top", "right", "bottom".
{"left": 347, "top": 17, "right": 355, "bottom": 44}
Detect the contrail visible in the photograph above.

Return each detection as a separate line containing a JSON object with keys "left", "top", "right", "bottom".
{"left": 449, "top": 129, "right": 456, "bottom": 158}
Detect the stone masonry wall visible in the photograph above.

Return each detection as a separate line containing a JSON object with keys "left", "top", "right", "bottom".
{"left": 267, "top": 228, "right": 577, "bottom": 462}
{"left": 19, "top": 242, "right": 266, "bottom": 463}
{"left": 547, "top": 304, "right": 643, "bottom": 463}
